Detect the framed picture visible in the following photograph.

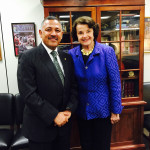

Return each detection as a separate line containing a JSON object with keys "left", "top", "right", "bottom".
{"left": 144, "top": 17, "right": 150, "bottom": 53}
{"left": 11, "top": 23, "right": 36, "bottom": 56}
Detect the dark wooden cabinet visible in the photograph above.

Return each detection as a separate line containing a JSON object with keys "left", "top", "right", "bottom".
{"left": 41, "top": 0, "right": 146, "bottom": 149}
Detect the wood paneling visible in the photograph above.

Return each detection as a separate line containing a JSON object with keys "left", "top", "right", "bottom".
{"left": 42, "top": 0, "right": 145, "bottom": 7}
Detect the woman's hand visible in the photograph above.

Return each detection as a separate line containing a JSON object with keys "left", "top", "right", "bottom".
{"left": 110, "top": 113, "right": 120, "bottom": 124}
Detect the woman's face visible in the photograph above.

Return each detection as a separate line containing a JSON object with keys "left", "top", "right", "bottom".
{"left": 76, "top": 24, "right": 94, "bottom": 48}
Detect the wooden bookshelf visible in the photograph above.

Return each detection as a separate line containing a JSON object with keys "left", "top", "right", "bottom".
{"left": 41, "top": 1, "right": 146, "bottom": 149}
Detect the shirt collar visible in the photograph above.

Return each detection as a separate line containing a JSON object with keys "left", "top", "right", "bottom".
{"left": 42, "top": 41, "right": 58, "bottom": 55}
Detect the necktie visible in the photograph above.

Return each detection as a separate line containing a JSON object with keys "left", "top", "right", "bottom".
{"left": 51, "top": 51, "right": 64, "bottom": 86}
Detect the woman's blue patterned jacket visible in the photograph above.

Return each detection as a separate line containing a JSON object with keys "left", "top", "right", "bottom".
{"left": 69, "top": 41, "right": 123, "bottom": 120}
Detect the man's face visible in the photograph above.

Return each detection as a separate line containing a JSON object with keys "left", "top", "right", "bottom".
{"left": 39, "top": 19, "right": 63, "bottom": 50}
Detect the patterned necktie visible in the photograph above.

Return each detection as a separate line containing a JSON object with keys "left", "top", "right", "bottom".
{"left": 51, "top": 51, "right": 64, "bottom": 86}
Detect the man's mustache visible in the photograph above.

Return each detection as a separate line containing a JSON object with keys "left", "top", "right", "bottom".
{"left": 48, "top": 36, "right": 58, "bottom": 40}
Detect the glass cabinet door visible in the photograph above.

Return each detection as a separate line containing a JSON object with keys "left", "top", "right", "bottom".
{"left": 45, "top": 7, "right": 96, "bottom": 52}
{"left": 121, "top": 10, "right": 140, "bottom": 98}
{"left": 97, "top": 7, "right": 141, "bottom": 100}
{"left": 101, "top": 11, "right": 120, "bottom": 42}
{"left": 121, "top": 10, "right": 140, "bottom": 40}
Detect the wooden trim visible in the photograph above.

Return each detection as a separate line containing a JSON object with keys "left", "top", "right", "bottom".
{"left": 139, "top": 6, "right": 145, "bottom": 99}
{"left": 122, "top": 101, "right": 147, "bottom": 106}
{"left": 44, "top": 7, "right": 96, "bottom": 12}
{"left": 99, "top": 6, "right": 142, "bottom": 11}
{"left": 44, "top": 7, "right": 96, "bottom": 18}
{"left": 42, "top": 0, "right": 145, "bottom": 7}
{"left": 96, "top": 7, "right": 101, "bottom": 42}
{"left": 70, "top": 12, "right": 73, "bottom": 46}
{"left": 111, "top": 144, "right": 145, "bottom": 150}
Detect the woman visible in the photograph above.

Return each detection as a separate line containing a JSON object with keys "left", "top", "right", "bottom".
{"left": 68, "top": 16, "right": 123, "bottom": 150}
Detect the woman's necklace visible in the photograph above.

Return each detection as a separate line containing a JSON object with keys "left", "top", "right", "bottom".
{"left": 81, "top": 46, "right": 94, "bottom": 56}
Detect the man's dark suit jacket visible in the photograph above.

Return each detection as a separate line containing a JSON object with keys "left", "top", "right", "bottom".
{"left": 17, "top": 43, "right": 78, "bottom": 142}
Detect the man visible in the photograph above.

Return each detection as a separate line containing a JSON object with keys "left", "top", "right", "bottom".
{"left": 17, "top": 16, "right": 78, "bottom": 150}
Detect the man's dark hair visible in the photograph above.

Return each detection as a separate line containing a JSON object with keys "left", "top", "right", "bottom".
{"left": 41, "top": 16, "right": 60, "bottom": 28}
{"left": 72, "top": 16, "right": 99, "bottom": 41}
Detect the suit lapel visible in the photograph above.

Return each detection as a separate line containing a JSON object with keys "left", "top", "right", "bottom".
{"left": 39, "top": 44, "right": 63, "bottom": 86}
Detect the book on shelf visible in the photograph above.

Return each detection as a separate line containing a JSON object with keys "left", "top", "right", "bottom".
{"left": 122, "top": 80, "right": 135, "bottom": 98}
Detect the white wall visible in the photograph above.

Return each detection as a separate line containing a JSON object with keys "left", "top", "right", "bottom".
{"left": 0, "top": 21, "right": 8, "bottom": 93}
{"left": 0, "top": 0, "right": 150, "bottom": 94}
{"left": 144, "top": 0, "right": 150, "bottom": 82}
{"left": 0, "top": 0, "right": 44, "bottom": 94}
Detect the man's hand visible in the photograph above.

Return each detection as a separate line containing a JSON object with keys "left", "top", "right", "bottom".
{"left": 110, "top": 113, "right": 120, "bottom": 124}
{"left": 54, "top": 112, "right": 68, "bottom": 127}
{"left": 63, "top": 110, "right": 71, "bottom": 120}
{"left": 54, "top": 110, "right": 72, "bottom": 127}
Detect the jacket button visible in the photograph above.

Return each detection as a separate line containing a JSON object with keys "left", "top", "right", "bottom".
{"left": 87, "top": 103, "right": 89, "bottom": 106}
{"left": 85, "top": 66, "right": 88, "bottom": 69}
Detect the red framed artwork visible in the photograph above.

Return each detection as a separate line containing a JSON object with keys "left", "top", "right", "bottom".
{"left": 11, "top": 23, "right": 36, "bottom": 56}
